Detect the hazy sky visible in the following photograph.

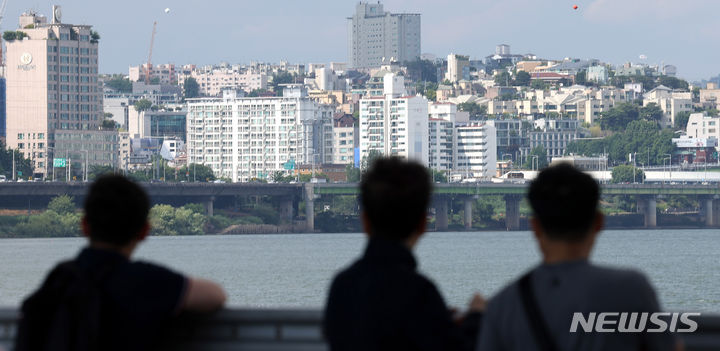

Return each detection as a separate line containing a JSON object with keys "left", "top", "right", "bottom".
{"left": 5, "top": 0, "right": 719, "bottom": 81}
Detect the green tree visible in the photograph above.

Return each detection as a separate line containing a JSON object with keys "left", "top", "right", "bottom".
{"left": 105, "top": 76, "right": 133, "bottom": 93}
{"left": 134, "top": 99, "right": 152, "bottom": 112}
{"left": 269, "top": 71, "right": 296, "bottom": 93}
{"left": 88, "top": 165, "right": 115, "bottom": 180}
{"left": 611, "top": 165, "right": 645, "bottom": 184}
{"left": 13, "top": 211, "right": 81, "bottom": 237}
{"left": 48, "top": 195, "right": 76, "bottom": 215}
{"left": 674, "top": 111, "right": 692, "bottom": 130}
{"left": 575, "top": 70, "right": 587, "bottom": 85}
{"left": 524, "top": 146, "right": 549, "bottom": 170}
{"left": 270, "top": 171, "right": 293, "bottom": 183}
{"left": 176, "top": 163, "right": 216, "bottom": 182}
{"left": 3, "top": 31, "right": 27, "bottom": 41}
{"left": 514, "top": 71, "right": 531, "bottom": 86}
{"left": 101, "top": 119, "right": 119, "bottom": 130}
{"left": 495, "top": 71, "right": 511, "bottom": 86}
{"left": 0, "top": 142, "right": 33, "bottom": 179}
{"left": 458, "top": 102, "right": 487, "bottom": 119}
{"left": 599, "top": 103, "right": 640, "bottom": 131}
{"left": 183, "top": 77, "right": 200, "bottom": 99}
{"left": 361, "top": 150, "right": 383, "bottom": 171}
{"left": 431, "top": 169, "right": 447, "bottom": 183}
{"left": 425, "top": 88, "right": 437, "bottom": 101}
{"left": 345, "top": 164, "right": 361, "bottom": 182}
{"left": 150, "top": 204, "right": 207, "bottom": 236}
{"left": 90, "top": 30, "right": 100, "bottom": 43}
{"left": 639, "top": 103, "right": 663, "bottom": 122}
{"left": 248, "top": 88, "right": 273, "bottom": 97}
{"left": 658, "top": 76, "right": 689, "bottom": 90}
{"left": 531, "top": 80, "right": 548, "bottom": 90}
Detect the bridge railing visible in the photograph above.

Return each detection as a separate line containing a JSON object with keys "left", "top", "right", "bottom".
{"left": 1, "top": 308, "right": 719, "bottom": 351}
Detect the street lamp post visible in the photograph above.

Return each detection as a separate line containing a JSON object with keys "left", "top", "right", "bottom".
{"left": 80, "top": 150, "right": 89, "bottom": 182}
{"left": 664, "top": 153, "right": 672, "bottom": 183}
{"left": 46, "top": 146, "right": 55, "bottom": 181}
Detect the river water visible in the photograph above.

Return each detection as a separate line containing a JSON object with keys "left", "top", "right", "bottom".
{"left": 0, "top": 229, "right": 718, "bottom": 312}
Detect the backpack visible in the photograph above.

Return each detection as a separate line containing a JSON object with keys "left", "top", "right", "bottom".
{"left": 15, "top": 260, "right": 115, "bottom": 351}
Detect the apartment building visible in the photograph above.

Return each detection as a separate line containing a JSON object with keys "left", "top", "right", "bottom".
{"left": 454, "top": 123, "right": 497, "bottom": 179}
{"left": 528, "top": 119, "right": 581, "bottom": 160}
{"left": 332, "top": 113, "right": 357, "bottom": 165}
{"left": 180, "top": 67, "right": 268, "bottom": 97}
{"left": 643, "top": 86, "right": 693, "bottom": 127}
{"left": 359, "top": 73, "right": 428, "bottom": 165}
{"left": 446, "top": 54, "right": 470, "bottom": 83}
{"left": 186, "top": 86, "right": 335, "bottom": 182}
{"left": 129, "top": 63, "right": 177, "bottom": 85}
{"left": 686, "top": 113, "right": 720, "bottom": 143}
{"left": 5, "top": 7, "right": 115, "bottom": 177}
{"left": 428, "top": 103, "right": 457, "bottom": 171}
{"left": 348, "top": 2, "right": 421, "bottom": 69}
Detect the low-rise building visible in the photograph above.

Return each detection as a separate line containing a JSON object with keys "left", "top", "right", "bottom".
{"left": 528, "top": 119, "right": 581, "bottom": 160}
{"left": 643, "top": 85, "right": 693, "bottom": 127}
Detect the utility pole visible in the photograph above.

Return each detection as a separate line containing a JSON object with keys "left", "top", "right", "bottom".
{"left": 12, "top": 149, "right": 16, "bottom": 181}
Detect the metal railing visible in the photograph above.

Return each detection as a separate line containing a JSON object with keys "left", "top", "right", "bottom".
{"left": 1, "top": 308, "right": 720, "bottom": 351}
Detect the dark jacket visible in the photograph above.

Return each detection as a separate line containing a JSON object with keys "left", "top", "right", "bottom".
{"left": 324, "top": 237, "right": 481, "bottom": 351}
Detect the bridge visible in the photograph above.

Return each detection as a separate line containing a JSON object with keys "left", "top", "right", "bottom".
{"left": 1, "top": 182, "right": 720, "bottom": 231}
{"left": 1, "top": 308, "right": 719, "bottom": 351}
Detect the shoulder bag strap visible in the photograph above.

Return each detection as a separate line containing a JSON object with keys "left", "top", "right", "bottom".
{"left": 518, "top": 272, "right": 561, "bottom": 351}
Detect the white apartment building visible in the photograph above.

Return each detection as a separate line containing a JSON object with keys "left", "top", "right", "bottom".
{"left": 180, "top": 68, "right": 268, "bottom": 97}
{"left": 187, "top": 87, "right": 335, "bottom": 182}
{"left": 348, "top": 2, "right": 421, "bottom": 69}
{"left": 359, "top": 73, "right": 428, "bottom": 165}
{"left": 643, "top": 86, "right": 693, "bottom": 127}
{"left": 428, "top": 102, "right": 466, "bottom": 171}
{"left": 455, "top": 123, "right": 497, "bottom": 179}
{"left": 5, "top": 7, "right": 113, "bottom": 176}
{"left": 129, "top": 63, "right": 177, "bottom": 85}
{"left": 332, "top": 114, "right": 357, "bottom": 164}
{"left": 686, "top": 113, "right": 720, "bottom": 143}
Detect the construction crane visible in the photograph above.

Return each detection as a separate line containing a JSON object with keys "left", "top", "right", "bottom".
{"left": 0, "top": 0, "right": 9, "bottom": 67}
{"left": 145, "top": 21, "right": 157, "bottom": 85}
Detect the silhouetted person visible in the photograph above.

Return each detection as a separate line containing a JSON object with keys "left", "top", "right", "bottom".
{"left": 478, "top": 164, "right": 677, "bottom": 351}
{"left": 16, "top": 175, "right": 226, "bottom": 351}
{"left": 324, "top": 157, "right": 484, "bottom": 351}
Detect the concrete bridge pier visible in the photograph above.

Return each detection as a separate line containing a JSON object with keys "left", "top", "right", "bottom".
{"left": 204, "top": 196, "right": 215, "bottom": 217}
{"left": 504, "top": 195, "right": 521, "bottom": 231}
{"left": 434, "top": 197, "right": 449, "bottom": 231}
{"left": 713, "top": 199, "right": 720, "bottom": 228}
{"left": 463, "top": 196, "right": 477, "bottom": 230}
{"left": 279, "top": 197, "right": 295, "bottom": 222}
{"left": 304, "top": 184, "right": 315, "bottom": 232}
{"left": 700, "top": 196, "right": 716, "bottom": 227}
{"left": 636, "top": 195, "right": 657, "bottom": 228}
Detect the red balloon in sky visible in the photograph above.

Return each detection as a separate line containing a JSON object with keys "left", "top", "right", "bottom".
{"left": 573, "top": 5, "right": 579, "bottom": 9}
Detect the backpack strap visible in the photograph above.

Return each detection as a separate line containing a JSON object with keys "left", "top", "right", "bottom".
{"left": 518, "top": 272, "right": 561, "bottom": 351}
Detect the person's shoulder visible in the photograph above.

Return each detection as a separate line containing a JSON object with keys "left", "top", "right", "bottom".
{"left": 588, "top": 264, "right": 653, "bottom": 288}
{"left": 126, "top": 260, "right": 186, "bottom": 282}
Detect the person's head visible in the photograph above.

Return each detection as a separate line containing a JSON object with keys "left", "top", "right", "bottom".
{"left": 82, "top": 175, "right": 151, "bottom": 248}
{"left": 360, "top": 157, "right": 432, "bottom": 244}
{"left": 528, "top": 163, "right": 602, "bottom": 248}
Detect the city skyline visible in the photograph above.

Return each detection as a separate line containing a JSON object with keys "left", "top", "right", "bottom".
{"left": 3, "top": 0, "right": 719, "bottom": 81}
